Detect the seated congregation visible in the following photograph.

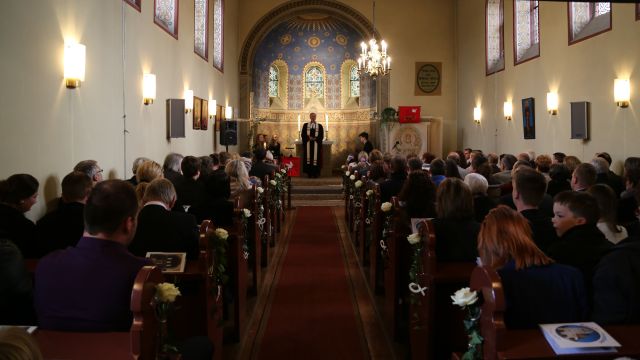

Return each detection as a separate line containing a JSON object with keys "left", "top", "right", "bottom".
{"left": 0, "top": 148, "right": 286, "bottom": 359}
{"left": 343, "top": 146, "right": 640, "bottom": 357}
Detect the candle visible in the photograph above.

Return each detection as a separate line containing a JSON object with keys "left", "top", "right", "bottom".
{"left": 325, "top": 114, "right": 328, "bottom": 131}
{"left": 297, "top": 114, "right": 301, "bottom": 132}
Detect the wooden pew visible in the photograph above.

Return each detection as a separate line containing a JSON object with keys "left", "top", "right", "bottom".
{"left": 368, "top": 182, "right": 383, "bottom": 294}
{"left": 34, "top": 265, "right": 162, "bottom": 360}
{"left": 228, "top": 197, "right": 250, "bottom": 342}
{"left": 408, "top": 219, "right": 476, "bottom": 360}
{"left": 351, "top": 174, "right": 367, "bottom": 251}
{"left": 468, "top": 266, "right": 640, "bottom": 359}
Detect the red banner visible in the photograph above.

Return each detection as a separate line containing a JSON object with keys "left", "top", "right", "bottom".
{"left": 282, "top": 156, "right": 301, "bottom": 177}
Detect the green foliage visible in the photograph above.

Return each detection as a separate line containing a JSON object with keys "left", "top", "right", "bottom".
{"left": 380, "top": 107, "right": 397, "bottom": 124}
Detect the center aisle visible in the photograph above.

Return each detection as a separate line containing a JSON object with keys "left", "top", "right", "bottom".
{"left": 255, "top": 206, "right": 366, "bottom": 359}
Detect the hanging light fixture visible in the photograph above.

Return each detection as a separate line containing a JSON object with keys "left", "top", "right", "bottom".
{"left": 357, "top": 0, "right": 391, "bottom": 78}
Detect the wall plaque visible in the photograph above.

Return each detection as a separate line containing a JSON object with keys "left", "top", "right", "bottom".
{"left": 415, "top": 62, "right": 442, "bottom": 96}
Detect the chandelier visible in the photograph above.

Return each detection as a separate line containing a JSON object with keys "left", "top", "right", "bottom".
{"left": 357, "top": 0, "right": 391, "bottom": 78}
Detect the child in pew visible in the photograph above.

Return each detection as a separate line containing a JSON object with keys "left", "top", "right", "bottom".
{"left": 478, "top": 206, "right": 588, "bottom": 329}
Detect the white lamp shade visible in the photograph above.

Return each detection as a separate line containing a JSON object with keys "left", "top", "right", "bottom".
{"left": 64, "top": 43, "right": 86, "bottom": 81}
{"left": 225, "top": 106, "right": 233, "bottom": 119}
{"left": 614, "top": 79, "right": 630, "bottom": 104}
{"left": 209, "top": 99, "right": 217, "bottom": 116}
{"left": 143, "top": 74, "right": 156, "bottom": 100}
{"left": 547, "top": 92, "right": 559, "bottom": 113}
{"left": 473, "top": 106, "right": 481, "bottom": 122}
{"left": 184, "top": 90, "right": 194, "bottom": 110}
{"left": 503, "top": 101, "right": 512, "bottom": 118}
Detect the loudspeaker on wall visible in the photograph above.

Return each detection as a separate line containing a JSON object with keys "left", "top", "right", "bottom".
{"left": 220, "top": 120, "right": 237, "bottom": 146}
{"left": 166, "top": 99, "right": 186, "bottom": 139}
{"left": 570, "top": 101, "right": 589, "bottom": 140}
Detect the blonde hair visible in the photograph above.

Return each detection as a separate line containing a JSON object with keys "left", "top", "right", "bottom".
{"left": 0, "top": 327, "right": 43, "bottom": 360}
{"left": 135, "top": 161, "right": 163, "bottom": 201}
{"left": 225, "top": 159, "right": 251, "bottom": 189}
{"left": 142, "top": 178, "right": 176, "bottom": 205}
{"left": 478, "top": 206, "right": 552, "bottom": 270}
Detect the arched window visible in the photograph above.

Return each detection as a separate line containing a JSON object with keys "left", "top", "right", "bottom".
{"left": 269, "top": 65, "right": 279, "bottom": 97}
{"left": 350, "top": 65, "right": 360, "bottom": 97}
{"left": 305, "top": 66, "right": 324, "bottom": 98}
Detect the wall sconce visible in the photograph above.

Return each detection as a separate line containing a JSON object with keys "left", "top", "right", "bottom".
{"left": 473, "top": 106, "right": 481, "bottom": 124}
{"left": 184, "top": 89, "right": 194, "bottom": 113}
{"left": 547, "top": 92, "right": 559, "bottom": 115}
{"left": 64, "top": 43, "right": 86, "bottom": 89}
{"left": 142, "top": 74, "right": 156, "bottom": 105}
{"left": 614, "top": 79, "right": 630, "bottom": 108}
{"left": 503, "top": 101, "right": 513, "bottom": 120}
{"left": 225, "top": 106, "right": 233, "bottom": 119}
{"left": 209, "top": 99, "right": 217, "bottom": 119}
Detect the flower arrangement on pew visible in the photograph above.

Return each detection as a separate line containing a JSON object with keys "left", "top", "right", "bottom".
{"left": 365, "top": 189, "right": 376, "bottom": 248}
{"left": 353, "top": 179, "right": 364, "bottom": 229}
{"left": 451, "top": 287, "right": 482, "bottom": 360}
{"left": 343, "top": 170, "right": 353, "bottom": 201}
{"left": 153, "top": 282, "right": 182, "bottom": 356}
{"left": 210, "top": 228, "right": 230, "bottom": 288}
{"left": 256, "top": 187, "right": 267, "bottom": 247}
{"left": 407, "top": 232, "right": 426, "bottom": 302}
{"left": 270, "top": 172, "right": 286, "bottom": 210}
{"left": 241, "top": 208, "right": 252, "bottom": 260}
{"left": 379, "top": 201, "right": 393, "bottom": 261}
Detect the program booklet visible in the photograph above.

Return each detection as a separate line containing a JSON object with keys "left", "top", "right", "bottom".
{"left": 539, "top": 322, "right": 621, "bottom": 355}
{"left": 146, "top": 252, "right": 187, "bottom": 273}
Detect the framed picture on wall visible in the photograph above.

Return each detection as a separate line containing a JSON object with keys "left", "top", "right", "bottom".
{"left": 215, "top": 105, "right": 224, "bottom": 131}
{"left": 154, "top": 0, "right": 179, "bottom": 39}
{"left": 522, "top": 97, "right": 536, "bottom": 140}
{"left": 201, "top": 99, "right": 208, "bottom": 130}
{"left": 124, "top": 0, "right": 141, "bottom": 12}
{"left": 193, "top": 97, "right": 202, "bottom": 130}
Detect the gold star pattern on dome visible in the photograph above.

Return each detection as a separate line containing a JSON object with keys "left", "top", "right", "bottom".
{"left": 286, "top": 14, "right": 342, "bottom": 32}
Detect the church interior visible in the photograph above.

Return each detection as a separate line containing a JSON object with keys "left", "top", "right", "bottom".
{"left": 2, "top": 0, "right": 640, "bottom": 359}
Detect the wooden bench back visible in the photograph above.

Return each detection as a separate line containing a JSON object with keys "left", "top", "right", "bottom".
{"left": 130, "top": 265, "right": 164, "bottom": 360}
{"left": 470, "top": 265, "right": 506, "bottom": 360}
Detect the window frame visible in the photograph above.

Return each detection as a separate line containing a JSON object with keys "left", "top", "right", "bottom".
{"left": 636, "top": 3, "right": 639, "bottom": 21}
{"left": 269, "top": 65, "right": 279, "bottom": 98}
{"left": 212, "top": 0, "right": 224, "bottom": 72}
{"left": 194, "top": 0, "right": 209, "bottom": 61}
{"left": 567, "top": 2, "right": 612, "bottom": 46}
{"left": 513, "top": 0, "right": 540, "bottom": 66}
{"left": 485, "top": 0, "right": 505, "bottom": 76}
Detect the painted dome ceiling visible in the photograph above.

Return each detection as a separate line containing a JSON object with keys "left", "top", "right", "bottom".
{"left": 253, "top": 14, "right": 364, "bottom": 76}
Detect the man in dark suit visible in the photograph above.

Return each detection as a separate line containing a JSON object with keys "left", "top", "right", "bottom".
{"left": 249, "top": 148, "right": 277, "bottom": 183}
{"left": 512, "top": 168, "right": 558, "bottom": 254}
{"left": 129, "top": 178, "right": 199, "bottom": 259}
{"left": 36, "top": 171, "right": 92, "bottom": 255}
{"left": 163, "top": 152, "right": 184, "bottom": 188}
{"left": 571, "top": 163, "right": 597, "bottom": 192}
{"left": 359, "top": 132, "right": 373, "bottom": 154}
{"left": 174, "top": 156, "right": 206, "bottom": 222}
{"left": 35, "top": 180, "right": 150, "bottom": 331}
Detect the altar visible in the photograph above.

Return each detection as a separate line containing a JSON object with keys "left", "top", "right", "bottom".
{"left": 294, "top": 140, "right": 334, "bottom": 177}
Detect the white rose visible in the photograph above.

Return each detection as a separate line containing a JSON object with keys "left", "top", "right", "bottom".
{"left": 451, "top": 287, "right": 478, "bottom": 307}
{"left": 275, "top": 173, "right": 282, "bottom": 178}
{"left": 381, "top": 202, "right": 393, "bottom": 212}
{"left": 155, "top": 282, "right": 181, "bottom": 303}
{"left": 257, "top": 187, "right": 264, "bottom": 194}
{"left": 349, "top": 175, "right": 356, "bottom": 181}
{"left": 341, "top": 165, "right": 346, "bottom": 169}
{"left": 345, "top": 171, "right": 351, "bottom": 177}
{"left": 242, "top": 208, "right": 252, "bottom": 218}
{"left": 407, "top": 233, "right": 421, "bottom": 245}
{"left": 366, "top": 190, "right": 373, "bottom": 197}
{"left": 215, "top": 228, "right": 229, "bottom": 240}
{"left": 281, "top": 168, "right": 287, "bottom": 174}
{"left": 270, "top": 180, "right": 277, "bottom": 186}
{"left": 355, "top": 180, "right": 363, "bottom": 188}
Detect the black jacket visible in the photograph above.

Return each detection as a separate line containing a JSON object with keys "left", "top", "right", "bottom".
{"left": 129, "top": 204, "right": 199, "bottom": 259}
{"left": 380, "top": 172, "right": 407, "bottom": 203}
{"left": 520, "top": 208, "right": 558, "bottom": 254}
{"left": 0, "top": 204, "right": 37, "bottom": 258}
{"left": 36, "top": 201, "right": 85, "bottom": 256}
{"left": 432, "top": 218, "right": 480, "bottom": 262}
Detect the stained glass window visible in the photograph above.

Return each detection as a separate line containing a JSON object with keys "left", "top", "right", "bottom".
{"left": 269, "top": 65, "right": 279, "bottom": 97}
{"left": 350, "top": 65, "right": 360, "bottom": 97}
{"left": 194, "top": 0, "right": 208, "bottom": 60}
{"left": 569, "top": 2, "right": 611, "bottom": 44}
{"left": 514, "top": 0, "right": 539, "bottom": 65}
{"left": 213, "top": 0, "right": 224, "bottom": 71}
{"left": 305, "top": 66, "right": 324, "bottom": 98}
{"left": 486, "top": 0, "right": 504, "bottom": 75}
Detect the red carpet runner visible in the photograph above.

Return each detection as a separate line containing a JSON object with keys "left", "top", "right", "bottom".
{"left": 257, "top": 207, "right": 365, "bottom": 359}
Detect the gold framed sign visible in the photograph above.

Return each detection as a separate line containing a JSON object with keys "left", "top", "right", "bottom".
{"left": 415, "top": 62, "right": 442, "bottom": 96}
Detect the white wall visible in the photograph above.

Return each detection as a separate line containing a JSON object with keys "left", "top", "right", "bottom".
{"left": 0, "top": 0, "right": 239, "bottom": 220}
{"left": 457, "top": 1, "right": 640, "bottom": 173}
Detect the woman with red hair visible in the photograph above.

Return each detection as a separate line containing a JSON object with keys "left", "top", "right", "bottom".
{"left": 478, "top": 206, "right": 588, "bottom": 328}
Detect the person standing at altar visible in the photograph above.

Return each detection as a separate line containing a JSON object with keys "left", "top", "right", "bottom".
{"left": 359, "top": 132, "right": 373, "bottom": 154}
{"left": 301, "top": 113, "right": 324, "bottom": 178}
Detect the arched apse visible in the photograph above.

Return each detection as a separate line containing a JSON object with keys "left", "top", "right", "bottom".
{"left": 238, "top": 0, "right": 389, "bottom": 119}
